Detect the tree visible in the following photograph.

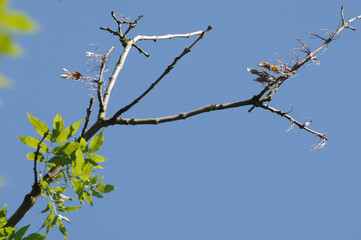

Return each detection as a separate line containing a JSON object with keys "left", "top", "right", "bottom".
{"left": 1, "top": 4, "right": 361, "bottom": 240}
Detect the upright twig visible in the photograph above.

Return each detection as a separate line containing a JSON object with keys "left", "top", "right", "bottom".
{"left": 109, "top": 26, "right": 213, "bottom": 121}
{"left": 33, "top": 131, "right": 50, "bottom": 184}
{"left": 81, "top": 98, "right": 95, "bottom": 138}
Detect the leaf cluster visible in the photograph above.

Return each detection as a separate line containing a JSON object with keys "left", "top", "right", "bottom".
{"left": 0, "top": 113, "right": 116, "bottom": 239}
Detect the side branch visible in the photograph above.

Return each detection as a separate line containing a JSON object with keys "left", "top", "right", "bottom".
{"left": 259, "top": 103, "right": 327, "bottom": 148}
{"left": 110, "top": 26, "right": 213, "bottom": 120}
{"left": 107, "top": 97, "right": 255, "bottom": 126}
{"left": 253, "top": 7, "right": 361, "bottom": 105}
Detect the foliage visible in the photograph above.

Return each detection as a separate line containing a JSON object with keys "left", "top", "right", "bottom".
{"left": 0, "top": 0, "right": 36, "bottom": 88}
{"left": 0, "top": 113, "right": 115, "bottom": 239}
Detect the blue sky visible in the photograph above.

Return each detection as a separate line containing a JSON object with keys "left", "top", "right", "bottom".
{"left": 1, "top": 0, "right": 361, "bottom": 239}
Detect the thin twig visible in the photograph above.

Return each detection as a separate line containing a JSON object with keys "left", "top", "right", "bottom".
{"left": 81, "top": 98, "right": 95, "bottom": 138}
{"left": 259, "top": 103, "right": 327, "bottom": 142}
{"left": 109, "top": 26, "right": 213, "bottom": 121}
{"left": 33, "top": 131, "right": 50, "bottom": 184}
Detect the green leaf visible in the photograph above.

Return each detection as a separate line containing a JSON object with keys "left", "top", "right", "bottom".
{"left": 40, "top": 202, "right": 51, "bottom": 214}
{"left": 88, "top": 153, "right": 107, "bottom": 163}
{"left": 48, "top": 156, "right": 71, "bottom": 166}
{"left": 96, "top": 176, "right": 104, "bottom": 189}
{"left": 90, "top": 190, "right": 103, "bottom": 198}
{"left": 52, "top": 113, "right": 64, "bottom": 140}
{"left": 23, "top": 233, "right": 46, "bottom": 240}
{"left": 27, "top": 152, "right": 45, "bottom": 162}
{"left": 83, "top": 191, "right": 93, "bottom": 206}
{"left": 27, "top": 113, "right": 51, "bottom": 141}
{"left": 89, "top": 130, "right": 104, "bottom": 153}
{"left": 85, "top": 158, "right": 104, "bottom": 169}
{"left": 0, "top": 226, "right": 15, "bottom": 238}
{"left": 71, "top": 178, "right": 83, "bottom": 200}
{"left": 0, "top": 11, "right": 36, "bottom": 31}
{"left": 41, "top": 208, "right": 54, "bottom": 229}
{"left": 59, "top": 194, "right": 73, "bottom": 201}
{"left": 79, "top": 137, "right": 88, "bottom": 153}
{"left": 57, "top": 218, "right": 69, "bottom": 239}
{"left": 18, "top": 136, "right": 48, "bottom": 153}
{"left": 0, "top": 33, "right": 18, "bottom": 55}
{"left": 80, "top": 163, "right": 93, "bottom": 182}
{"left": 90, "top": 174, "right": 98, "bottom": 186}
{"left": 14, "top": 224, "right": 30, "bottom": 240}
{"left": 55, "top": 119, "right": 83, "bottom": 143}
{"left": 57, "top": 215, "right": 71, "bottom": 224}
{"left": 53, "top": 186, "right": 67, "bottom": 194}
{"left": 46, "top": 215, "right": 58, "bottom": 235}
{"left": 72, "top": 149, "right": 84, "bottom": 177}
{"left": 97, "top": 184, "right": 116, "bottom": 193}
{"left": 0, "top": 204, "right": 7, "bottom": 218}
{"left": 53, "top": 142, "right": 79, "bottom": 155}
{"left": 56, "top": 206, "right": 82, "bottom": 213}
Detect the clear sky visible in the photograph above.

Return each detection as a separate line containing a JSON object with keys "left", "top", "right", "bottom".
{"left": 1, "top": 0, "right": 361, "bottom": 239}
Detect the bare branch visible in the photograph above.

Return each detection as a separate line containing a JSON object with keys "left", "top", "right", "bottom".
{"left": 106, "top": 97, "right": 259, "bottom": 126}
{"left": 109, "top": 26, "right": 213, "bottom": 121}
{"left": 101, "top": 42, "right": 133, "bottom": 119}
{"left": 258, "top": 103, "right": 327, "bottom": 144}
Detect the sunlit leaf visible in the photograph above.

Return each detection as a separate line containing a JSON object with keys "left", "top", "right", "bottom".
{"left": 57, "top": 214, "right": 71, "bottom": 224}
{"left": 88, "top": 153, "right": 107, "bottom": 163}
{"left": 27, "top": 152, "right": 45, "bottom": 162}
{"left": 40, "top": 202, "right": 51, "bottom": 214}
{"left": 52, "top": 113, "right": 64, "bottom": 140}
{"left": 79, "top": 137, "right": 88, "bottom": 153}
{"left": 27, "top": 113, "right": 51, "bottom": 141}
{"left": 0, "top": 11, "right": 36, "bottom": 31}
{"left": 83, "top": 191, "right": 93, "bottom": 206}
{"left": 96, "top": 176, "right": 103, "bottom": 189}
{"left": 57, "top": 218, "right": 68, "bottom": 239}
{"left": 49, "top": 156, "right": 71, "bottom": 166}
{"left": 0, "top": 204, "right": 7, "bottom": 218}
{"left": 46, "top": 215, "right": 58, "bottom": 235}
{"left": 71, "top": 178, "right": 83, "bottom": 200}
{"left": 90, "top": 190, "right": 103, "bottom": 198}
{"left": 72, "top": 149, "right": 84, "bottom": 176}
{"left": 97, "top": 184, "right": 116, "bottom": 193}
{"left": 55, "top": 119, "right": 83, "bottom": 143}
{"left": 89, "top": 130, "right": 104, "bottom": 153}
{"left": 23, "top": 233, "right": 46, "bottom": 240}
{"left": 80, "top": 163, "right": 93, "bottom": 181}
{"left": 53, "top": 142, "right": 79, "bottom": 155}
{"left": 56, "top": 206, "right": 81, "bottom": 213}
{"left": 14, "top": 224, "right": 30, "bottom": 240}
{"left": 18, "top": 136, "right": 48, "bottom": 153}
{"left": 41, "top": 208, "right": 54, "bottom": 229}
